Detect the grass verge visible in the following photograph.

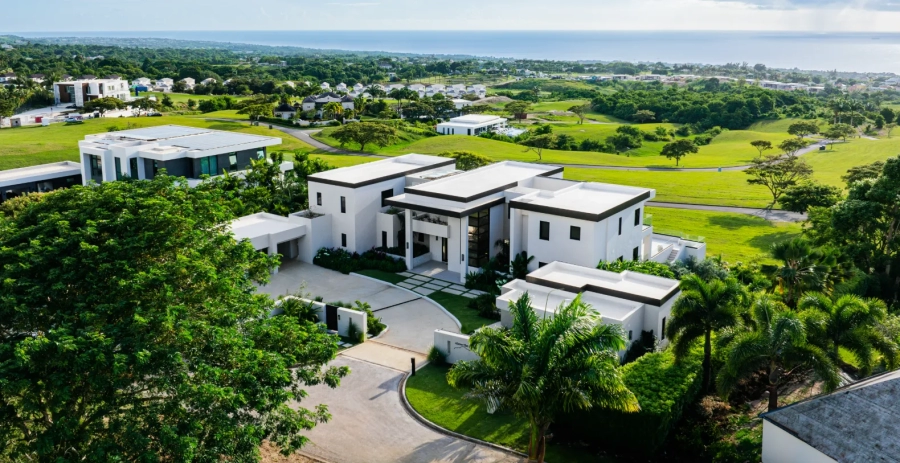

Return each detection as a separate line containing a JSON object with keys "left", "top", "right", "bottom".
{"left": 428, "top": 291, "right": 496, "bottom": 335}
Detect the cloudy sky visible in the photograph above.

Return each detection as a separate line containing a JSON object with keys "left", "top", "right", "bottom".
{"left": 2, "top": 0, "right": 899, "bottom": 32}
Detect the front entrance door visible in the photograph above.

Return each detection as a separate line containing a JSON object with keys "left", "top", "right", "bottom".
{"left": 441, "top": 238, "right": 448, "bottom": 263}
{"left": 325, "top": 304, "right": 339, "bottom": 331}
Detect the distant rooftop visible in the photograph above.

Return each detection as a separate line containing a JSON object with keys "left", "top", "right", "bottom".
{"left": 511, "top": 182, "right": 653, "bottom": 222}
{"left": 445, "top": 114, "right": 506, "bottom": 125}
{"left": 308, "top": 154, "right": 455, "bottom": 188}
{"left": 0, "top": 161, "right": 82, "bottom": 188}
{"left": 499, "top": 279, "right": 642, "bottom": 322}
{"left": 761, "top": 369, "right": 900, "bottom": 462}
{"left": 83, "top": 125, "right": 280, "bottom": 154}
{"left": 525, "top": 261, "right": 680, "bottom": 306}
{"left": 404, "top": 161, "right": 561, "bottom": 202}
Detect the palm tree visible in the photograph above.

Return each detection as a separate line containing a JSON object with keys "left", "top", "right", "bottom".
{"left": 769, "top": 238, "right": 839, "bottom": 309}
{"left": 353, "top": 96, "right": 368, "bottom": 117}
{"left": 322, "top": 101, "right": 343, "bottom": 121}
{"left": 666, "top": 275, "right": 746, "bottom": 392}
{"left": 717, "top": 296, "right": 840, "bottom": 412}
{"left": 798, "top": 292, "right": 898, "bottom": 375}
{"left": 448, "top": 293, "right": 638, "bottom": 463}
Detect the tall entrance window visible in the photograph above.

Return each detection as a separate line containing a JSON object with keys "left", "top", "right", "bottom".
{"left": 114, "top": 158, "right": 122, "bottom": 180}
{"left": 129, "top": 158, "right": 138, "bottom": 179}
{"left": 468, "top": 209, "right": 490, "bottom": 268}
{"left": 89, "top": 155, "right": 103, "bottom": 183}
{"left": 200, "top": 156, "right": 219, "bottom": 176}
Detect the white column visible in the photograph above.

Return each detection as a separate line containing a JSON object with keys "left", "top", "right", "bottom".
{"left": 405, "top": 209, "right": 414, "bottom": 270}
{"left": 80, "top": 152, "right": 91, "bottom": 186}
{"left": 510, "top": 208, "right": 519, "bottom": 262}
{"left": 459, "top": 215, "right": 468, "bottom": 283}
{"left": 268, "top": 237, "right": 279, "bottom": 275}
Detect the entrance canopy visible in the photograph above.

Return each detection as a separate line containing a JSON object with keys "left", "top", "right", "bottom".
{"left": 230, "top": 212, "right": 307, "bottom": 251}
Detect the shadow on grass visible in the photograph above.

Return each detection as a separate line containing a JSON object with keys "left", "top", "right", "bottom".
{"left": 747, "top": 230, "right": 801, "bottom": 253}
{"left": 706, "top": 214, "right": 774, "bottom": 230}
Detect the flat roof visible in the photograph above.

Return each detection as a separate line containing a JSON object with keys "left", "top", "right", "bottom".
{"left": 105, "top": 125, "right": 211, "bottom": 140}
{"left": 525, "top": 261, "right": 680, "bottom": 306}
{"left": 308, "top": 154, "right": 455, "bottom": 188}
{"left": 84, "top": 125, "right": 280, "bottom": 153}
{"left": 404, "top": 161, "right": 562, "bottom": 202}
{"left": 385, "top": 192, "right": 505, "bottom": 219}
{"left": 511, "top": 182, "right": 653, "bottom": 222}
{"left": 0, "top": 161, "right": 82, "bottom": 188}
{"left": 443, "top": 114, "right": 506, "bottom": 125}
{"left": 230, "top": 213, "right": 307, "bottom": 250}
{"left": 761, "top": 369, "right": 900, "bottom": 462}
{"left": 498, "top": 279, "right": 642, "bottom": 322}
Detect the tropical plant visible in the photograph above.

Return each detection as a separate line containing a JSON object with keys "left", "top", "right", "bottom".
{"left": 510, "top": 251, "right": 534, "bottom": 279}
{"left": 717, "top": 297, "right": 840, "bottom": 412}
{"left": 798, "top": 293, "right": 898, "bottom": 375}
{"left": 597, "top": 259, "right": 676, "bottom": 279}
{"left": 448, "top": 293, "right": 639, "bottom": 462}
{"left": 280, "top": 296, "right": 321, "bottom": 324}
{"left": 666, "top": 275, "right": 746, "bottom": 391}
{"left": 769, "top": 238, "right": 841, "bottom": 308}
{"left": 322, "top": 101, "right": 343, "bottom": 121}
{"left": 439, "top": 150, "right": 493, "bottom": 171}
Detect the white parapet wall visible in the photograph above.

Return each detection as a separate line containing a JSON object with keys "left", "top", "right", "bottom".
{"left": 273, "top": 296, "right": 367, "bottom": 339}
{"left": 434, "top": 329, "right": 480, "bottom": 364}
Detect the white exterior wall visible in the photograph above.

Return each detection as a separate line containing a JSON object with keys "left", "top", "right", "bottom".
{"left": 524, "top": 212, "right": 598, "bottom": 271}
{"left": 602, "top": 205, "right": 647, "bottom": 263}
{"left": 643, "top": 297, "right": 675, "bottom": 347}
{"left": 489, "top": 203, "right": 506, "bottom": 259}
{"left": 292, "top": 213, "right": 334, "bottom": 263}
{"left": 434, "top": 330, "right": 480, "bottom": 364}
{"left": 762, "top": 421, "right": 836, "bottom": 463}
{"left": 447, "top": 216, "right": 466, "bottom": 278}
{"left": 308, "top": 178, "right": 407, "bottom": 253}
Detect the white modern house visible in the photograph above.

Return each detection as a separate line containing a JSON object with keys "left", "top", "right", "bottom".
{"left": 132, "top": 77, "right": 152, "bottom": 87}
{"left": 760, "top": 369, "right": 900, "bottom": 463}
{"left": 201, "top": 78, "right": 217, "bottom": 85}
{"left": 181, "top": 77, "right": 196, "bottom": 89}
{"left": 53, "top": 76, "right": 131, "bottom": 107}
{"left": 77, "top": 125, "right": 283, "bottom": 187}
{"left": 0, "top": 161, "right": 83, "bottom": 202}
{"left": 300, "top": 154, "right": 703, "bottom": 283}
{"left": 436, "top": 114, "right": 508, "bottom": 136}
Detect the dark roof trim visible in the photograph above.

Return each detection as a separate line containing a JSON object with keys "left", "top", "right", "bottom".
{"left": 385, "top": 196, "right": 505, "bottom": 219}
{"left": 525, "top": 272, "right": 680, "bottom": 306}
{"left": 511, "top": 190, "right": 652, "bottom": 222}
{"left": 403, "top": 165, "right": 564, "bottom": 203}
{"left": 308, "top": 159, "right": 455, "bottom": 189}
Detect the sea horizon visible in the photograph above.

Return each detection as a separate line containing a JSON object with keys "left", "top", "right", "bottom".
{"left": 10, "top": 30, "right": 900, "bottom": 73}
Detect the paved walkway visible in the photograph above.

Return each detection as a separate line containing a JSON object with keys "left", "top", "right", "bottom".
{"left": 394, "top": 271, "right": 487, "bottom": 299}
{"left": 294, "top": 357, "right": 522, "bottom": 463}
{"left": 646, "top": 202, "right": 807, "bottom": 223}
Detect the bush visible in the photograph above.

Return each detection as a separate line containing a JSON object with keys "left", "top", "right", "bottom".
{"left": 313, "top": 247, "right": 406, "bottom": 274}
{"left": 693, "top": 134, "right": 714, "bottom": 146}
{"left": 467, "top": 293, "right": 500, "bottom": 320}
{"left": 464, "top": 258, "right": 508, "bottom": 296}
{"left": 353, "top": 300, "right": 386, "bottom": 337}
{"left": 556, "top": 350, "right": 702, "bottom": 456}
{"left": 675, "top": 125, "right": 692, "bottom": 137}
{"left": 623, "top": 330, "right": 658, "bottom": 364}
{"left": 427, "top": 345, "right": 447, "bottom": 366}
{"left": 347, "top": 319, "right": 365, "bottom": 344}
{"left": 597, "top": 260, "right": 676, "bottom": 279}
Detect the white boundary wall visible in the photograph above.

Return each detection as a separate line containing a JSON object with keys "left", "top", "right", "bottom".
{"left": 273, "top": 296, "right": 367, "bottom": 339}
{"left": 434, "top": 330, "right": 480, "bottom": 364}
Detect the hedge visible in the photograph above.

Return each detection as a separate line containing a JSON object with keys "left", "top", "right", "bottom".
{"left": 555, "top": 349, "right": 702, "bottom": 456}
{"left": 313, "top": 247, "right": 406, "bottom": 274}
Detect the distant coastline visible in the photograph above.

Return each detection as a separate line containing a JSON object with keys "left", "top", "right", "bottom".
{"left": 11, "top": 30, "right": 900, "bottom": 73}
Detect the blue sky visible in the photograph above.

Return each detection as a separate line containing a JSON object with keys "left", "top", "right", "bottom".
{"left": 3, "top": 0, "right": 899, "bottom": 32}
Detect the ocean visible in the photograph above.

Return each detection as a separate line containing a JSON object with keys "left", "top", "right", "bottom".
{"left": 13, "top": 30, "right": 900, "bottom": 73}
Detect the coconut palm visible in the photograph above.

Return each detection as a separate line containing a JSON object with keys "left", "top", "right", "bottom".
{"left": 448, "top": 293, "right": 639, "bottom": 463}
{"left": 798, "top": 292, "right": 898, "bottom": 375}
{"left": 717, "top": 296, "right": 840, "bottom": 412}
{"left": 322, "top": 101, "right": 343, "bottom": 121}
{"left": 769, "top": 238, "right": 839, "bottom": 308}
{"left": 666, "top": 275, "right": 747, "bottom": 392}
{"left": 353, "top": 96, "right": 368, "bottom": 116}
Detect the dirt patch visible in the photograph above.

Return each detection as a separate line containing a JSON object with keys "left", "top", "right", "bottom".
{"left": 260, "top": 441, "right": 321, "bottom": 463}
{"left": 474, "top": 96, "right": 513, "bottom": 105}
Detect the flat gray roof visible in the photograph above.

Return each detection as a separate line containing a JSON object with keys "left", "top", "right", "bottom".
{"left": 0, "top": 161, "right": 82, "bottom": 188}
{"left": 405, "top": 161, "right": 562, "bottom": 202}
{"left": 511, "top": 182, "right": 653, "bottom": 222}
{"left": 308, "top": 154, "right": 455, "bottom": 188}
{"left": 762, "top": 369, "right": 900, "bottom": 462}
{"left": 104, "top": 125, "right": 211, "bottom": 140}
{"left": 86, "top": 125, "right": 280, "bottom": 153}
{"left": 525, "top": 261, "right": 680, "bottom": 307}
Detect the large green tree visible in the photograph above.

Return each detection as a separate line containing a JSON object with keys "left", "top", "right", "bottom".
{"left": 717, "top": 297, "right": 840, "bottom": 412}
{"left": 799, "top": 293, "right": 898, "bottom": 375}
{"left": 660, "top": 139, "right": 698, "bottom": 166}
{"left": 770, "top": 238, "right": 842, "bottom": 308}
{"left": 330, "top": 122, "right": 399, "bottom": 152}
{"left": 448, "top": 293, "right": 638, "bottom": 463}
{"left": 745, "top": 154, "right": 813, "bottom": 205}
{"left": 666, "top": 275, "right": 746, "bottom": 391}
{"left": 0, "top": 176, "right": 348, "bottom": 461}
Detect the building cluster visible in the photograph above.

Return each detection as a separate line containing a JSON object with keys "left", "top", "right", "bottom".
{"left": 317, "top": 81, "right": 487, "bottom": 100}
{"left": 131, "top": 76, "right": 218, "bottom": 93}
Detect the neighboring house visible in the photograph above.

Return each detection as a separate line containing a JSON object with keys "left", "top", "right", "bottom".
{"left": 335, "top": 82, "right": 348, "bottom": 92}
{"left": 408, "top": 83, "right": 425, "bottom": 92}
{"left": 30, "top": 74, "right": 45, "bottom": 83}
{"left": 273, "top": 102, "right": 300, "bottom": 120}
{"left": 0, "top": 161, "right": 83, "bottom": 203}
{"left": 132, "top": 77, "right": 152, "bottom": 87}
{"left": 352, "top": 83, "right": 365, "bottom": 92}
{"left": 53, "top": 77, "right": 131, "bottom": 107}
{"left": 0, "top": 72, "right": 16, "bottom": 83}
{"left": 300, "top": 93, "right": 355, "bottom": 113}
{"left": 451, "top": 98, "right": 472, "bottom": 110}
{"left": 0, "top": 44, "right": 13, "bottom": 50}
{"left": 320, "top": 82, "right": 331, "bottom": 90}
{"left": 302, "top": 154, "right": 701, "bottom": 283}
{"left": 760, "top": 369, "right": 900, "bottom": 463}
{"left": 436, "top": 114, "right": 507, "bottom": 136}
{"left": 155, "top": 78, "right": 174, "bottom": 92}
{"left": 181, "top": 77, "right": 196, "bottom": 89}
{"left": 77, "top": 125, "right": 283, "bottom": 187}
{"left": 60, "top": 74, "right": 73, "bottom": 82}
{"left": 201, "top": 77, "right": 217, "bottom": 85}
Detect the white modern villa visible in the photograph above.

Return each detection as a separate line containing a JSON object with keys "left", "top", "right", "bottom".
{"left": 436, "top": 115, "right": 508, "bottom": 136}
{"left": 76, "top": 125, "right": 284, "bottom": 187}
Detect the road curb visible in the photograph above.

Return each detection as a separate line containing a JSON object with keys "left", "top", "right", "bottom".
{"left": 398, "top": 365, "right": 528, "bottom": 460}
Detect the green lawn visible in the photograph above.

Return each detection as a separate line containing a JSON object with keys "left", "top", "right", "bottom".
{"left": 428, "top": 292, "right": 497, "bottom": 334}
{"left": 406, "top": 364, "right": 611, "bottom": 463}
{"left": 648, "top": 207, "right": 803, "bottom": 264}
{"left": 140, "top": 91, "right": 252, "bottom": 104}
{"left": 0, "top": 115, "right": 313, "bottom": 170}
{"left": 806, "top": 137, "right": 900, "bottom": 187}
{"left": 530, "top": 99, "right": 591, "bottom": 112}
{"left": 312, "top": 154, "right": 378, "bottom": 168}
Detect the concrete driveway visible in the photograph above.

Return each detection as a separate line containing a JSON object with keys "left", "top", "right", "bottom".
{"left": 295, "top": 357, "right": 521, "bottom": 463}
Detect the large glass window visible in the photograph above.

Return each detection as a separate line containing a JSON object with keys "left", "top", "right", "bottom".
{"left": 467, "top": 209, "right": 490, "bottom": 268}
{"left": 114, "top": 158, "right": 122, "bottom": 181}
{"left": 129, "top": 158, "right": 138, "bottom": 179}
{"left": 89, "top": 155, "right": 103, "bottom": 182}
{"left": 200, "top": 156, "right": 219, "bottom": 176}
{"left": 229, "top": 153, "right": 238, "bottom": 171}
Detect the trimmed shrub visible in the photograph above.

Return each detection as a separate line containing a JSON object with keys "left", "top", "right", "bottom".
{"left": 464, "top": 258, "right": 508, "bottom": 296}
{"left": 693, "top": 134, "right": 714, "bottom": 146}
{"left": 467, "top": 293, "right": 500, "bottom": 320}
{"left": 427, "top": 345, "right": 447, "bottom": 366}
{"left": 313, "top": 247, "right": 406, "bottom": 274}
{"left": 347, "top": 319, "right": 364, "bottom": 344}
{"left": 556, "top": 349, "right": 702, "bottom": 456}
{"left": 353, "top": 300, "right": 386, "bottom": 337}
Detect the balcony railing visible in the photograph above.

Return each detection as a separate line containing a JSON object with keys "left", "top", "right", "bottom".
{"left": 413, "top": 213, "right": 448, "bottom": 226}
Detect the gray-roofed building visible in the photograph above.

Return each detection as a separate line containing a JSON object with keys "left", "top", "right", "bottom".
{"left": 300, "top": 92, "right": 355, "bottom": 113}
{"left": 760, "top": 369, "right": 900, "bottom": 463}
{"left": 77, "top": 124, "right": 283, "bottom": 187}
{"left": 0, "top": 161, "right": 83, "bottom": 202}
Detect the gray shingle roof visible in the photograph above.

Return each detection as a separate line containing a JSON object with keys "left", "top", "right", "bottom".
{"left": 761, "top": 369, "right": 900, "bottom": 462}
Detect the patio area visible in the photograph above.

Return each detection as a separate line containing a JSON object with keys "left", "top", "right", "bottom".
{"left": 394, "top": 265, "right": 487, "bottom": 299}
{"left": 409, "top": 261, "right": 462, "bottom": 284}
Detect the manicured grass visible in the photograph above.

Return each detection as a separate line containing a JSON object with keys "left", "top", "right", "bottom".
{"left": 647, "top": 207, "right": 803, "bottom": 264}
{"left": 806, "top": 137, "right": 900, "bottom": 187}
{"left": 406, "top": 364, "right": 608, "bottom": 463}
{"left": 566, "top": 168, "right": 774, "bottom": 208}
{"left": 312, "top": 154, "right": 378, "bottom": 168}
{"left": 428, "top": 291, "right": 496, "bottom": 335}
{"left": 141, "top": 91, "right": 252, "bottom": 104}
{"left": 354, "top": 269, "right": 407, "bottom": 284}
{"left": 0, "top": 115, "right": 312, "bottom": 170}
{"left": 530, "top": 99, "right": 591, "bottom": 112}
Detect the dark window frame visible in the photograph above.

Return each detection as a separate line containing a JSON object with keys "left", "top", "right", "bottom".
{"left": 316, "top": 192, "right": 322, "bottom": 206}
{"left": 341, "top": 233, "right": 347, "bottom": 247}
{"left": 634, "top": 208, "right": 641, "bottom": 226}
{"left": 569, "top": 225, "right": 581, "bottom": 241}
{"left": 340, "top": 196, "right": 346, "bottom": 214}
{"left": 539, "top": 221, "right": 550, "bottom": 241}
{"left": 633, "top": 246, "right": 640, "bottom": 261}
{"left": 381, "top": 188, "right": 393, "bottom": 207}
